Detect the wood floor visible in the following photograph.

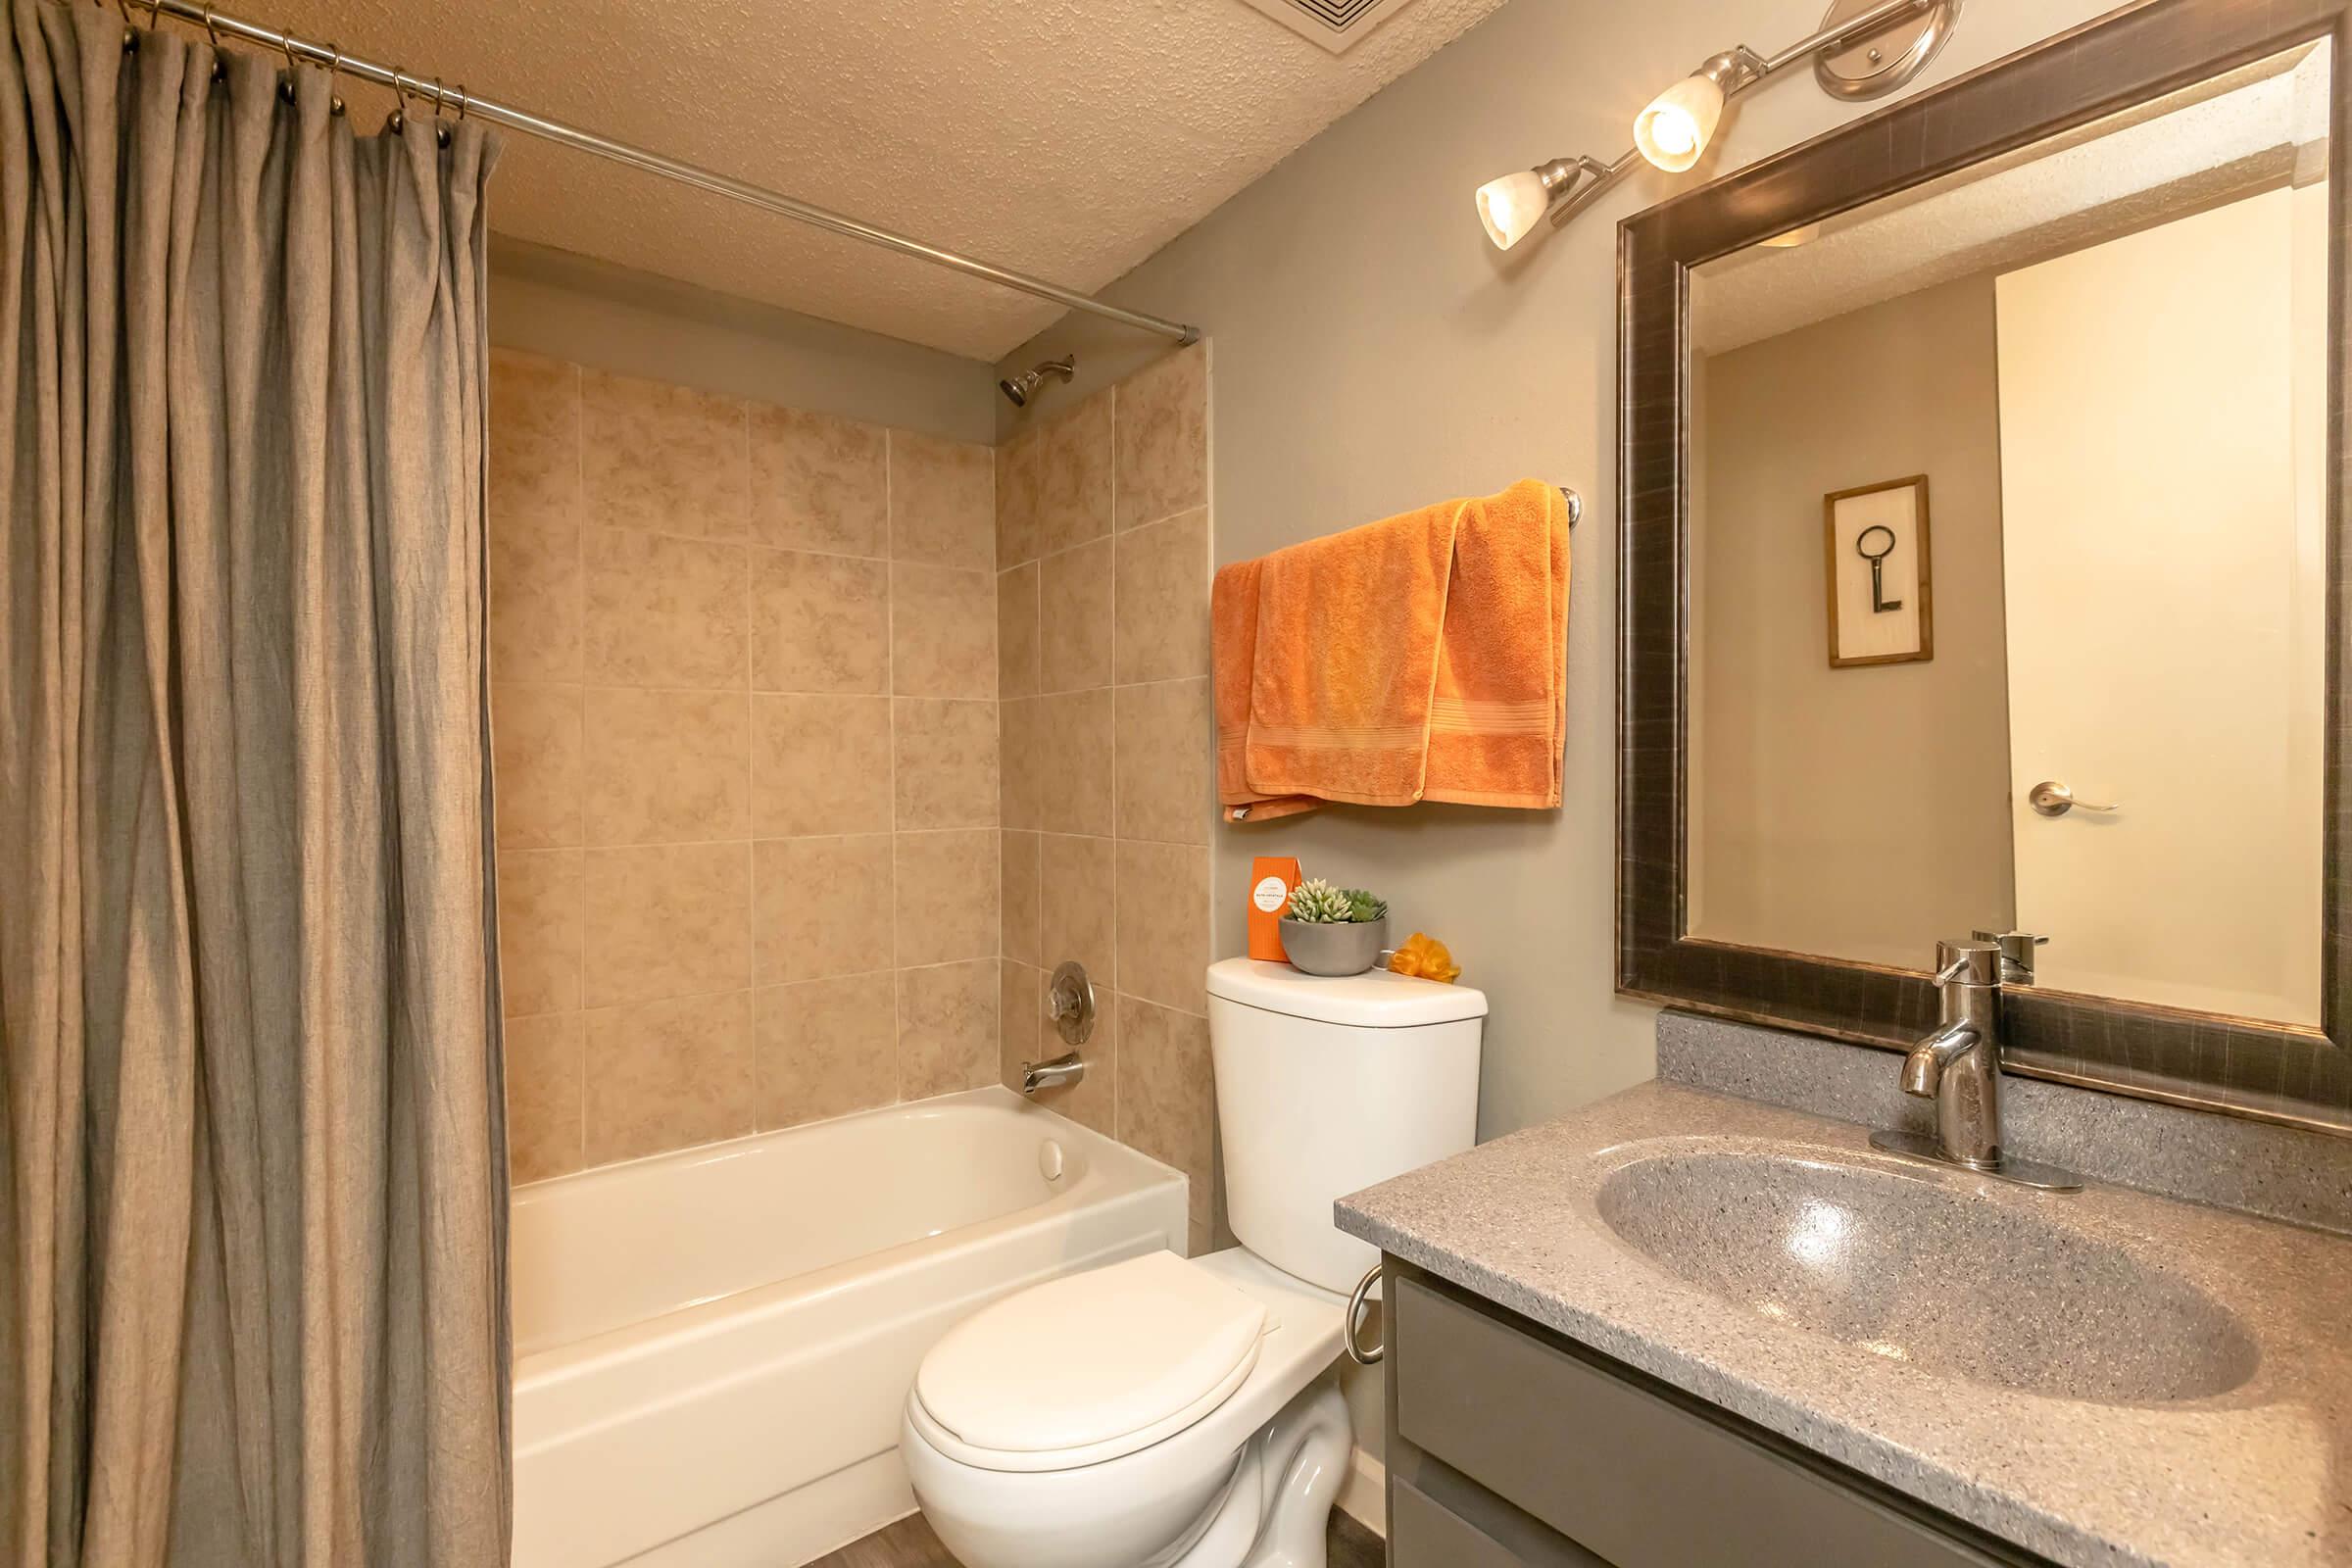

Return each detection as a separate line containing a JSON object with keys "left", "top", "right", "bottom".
{"left": 810, "top": 1507, "right": 1386, "bottom": 1567}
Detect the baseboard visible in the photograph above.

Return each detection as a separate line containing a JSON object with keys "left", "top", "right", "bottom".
{"left": 1337, "top": 1446, "right": 1386, "bottom": 1539}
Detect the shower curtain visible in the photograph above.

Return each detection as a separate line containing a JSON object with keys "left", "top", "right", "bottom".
{"left": 0, "top": 5, "right": 510, "bottom": 1564}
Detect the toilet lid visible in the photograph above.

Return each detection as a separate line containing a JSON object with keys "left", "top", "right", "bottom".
{"left": 913, "top": 1250, "right": 1268, "bottom": 1468}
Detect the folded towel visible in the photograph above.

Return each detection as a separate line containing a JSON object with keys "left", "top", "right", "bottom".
{"left": 1213, "top": 478, "right": 1569, "bottom": 822}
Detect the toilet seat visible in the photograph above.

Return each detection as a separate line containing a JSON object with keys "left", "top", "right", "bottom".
{"left": 901, "top": 1249, "right": 1353, "bottom": 1568}
{"left": 911, "top": 1251, "right": 1271, "bottom": 1474}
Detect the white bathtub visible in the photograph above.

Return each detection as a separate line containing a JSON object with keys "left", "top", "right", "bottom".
{"left": 511, "top": 1087, "right": 1190, "bottom": 1568}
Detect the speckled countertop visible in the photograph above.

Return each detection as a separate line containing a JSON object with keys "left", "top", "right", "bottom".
{"left": 1336, "top": 1079, "right": 2352, "bottom": 1567}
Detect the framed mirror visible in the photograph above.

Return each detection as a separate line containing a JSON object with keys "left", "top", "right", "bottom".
{"left": 1618, "top": 0, "right": 2352, "bottom": 1127}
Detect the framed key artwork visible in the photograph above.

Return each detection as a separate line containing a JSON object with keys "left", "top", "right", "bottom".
{"left": 1823, "top": 474, "right": 1933, "bottom": 668}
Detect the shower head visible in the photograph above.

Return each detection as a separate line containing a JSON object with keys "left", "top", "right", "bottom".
{"left": 999, "top": 355, "right": 1077, "bottom": 409}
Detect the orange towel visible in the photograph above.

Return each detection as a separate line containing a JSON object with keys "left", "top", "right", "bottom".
{"left": 1213, "top": 479, "right": 1569, "bottom": 822}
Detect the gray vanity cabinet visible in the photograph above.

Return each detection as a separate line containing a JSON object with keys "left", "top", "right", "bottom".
{"left": 1379, "top": 1260, "right": 2053, "bottom": 1568}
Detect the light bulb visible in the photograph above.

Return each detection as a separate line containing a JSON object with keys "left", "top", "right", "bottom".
{"left": 1475, "top": 170, "right": 1552, "bottom": 251}
{"left": 1635, "top": 74, "right": 1727, "bottom": 172}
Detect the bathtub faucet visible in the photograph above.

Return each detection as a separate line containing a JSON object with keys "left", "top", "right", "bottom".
{"left": 1020, "top": 1052, "right": 1085, "bottom": 1096}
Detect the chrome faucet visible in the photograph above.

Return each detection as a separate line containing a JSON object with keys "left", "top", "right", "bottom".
{"left": 1870, "top": 938, "right": 2081, "bottom": 1192}
{"left": 1903, "top": 940, "right": 2004, "bottom": 1163}
{"left": 1970, "top": 928, "right": 2050, "bottom": 986}
{"left": 1020, "top": 1052, "right": 1086, "bottom": 1096}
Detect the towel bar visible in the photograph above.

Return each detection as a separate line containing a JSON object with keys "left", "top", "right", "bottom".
{"left": 1558, "top": 486, "right": 1582, "bottom": 527}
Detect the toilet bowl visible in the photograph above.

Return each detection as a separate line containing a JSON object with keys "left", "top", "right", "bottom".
{"left": 904, "top": 959, "right": 1489, "bottom": 1568}
{"left": 901, "top": 1249, "right": 1351, "bottom": 1568}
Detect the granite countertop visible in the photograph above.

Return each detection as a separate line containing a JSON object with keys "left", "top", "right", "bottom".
{"left": 1336, "top": 1080, "right": 2352, "bottom": 1567}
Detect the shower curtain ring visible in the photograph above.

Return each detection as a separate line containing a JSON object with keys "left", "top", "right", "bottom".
{"left": 389, "top": 66, "right": 412, "bottom": 135}
{"left": 115, "top": 0, "right": 136, "bottom": 49}
{"left": 428, "top": 77, "right": 452, "bottom": 147}
{"left": 324, "top": 42, "right": 344, "bottom": 116}
{"left": 277, "top": 30, "right": 299, "bottom": 103}
{"left": 202, "top": 6, "right": 226, "bottom": 80}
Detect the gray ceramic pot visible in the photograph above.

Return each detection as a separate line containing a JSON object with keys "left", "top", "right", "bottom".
{"left": 1280, "top": 916, "right": 1388, "bottom": 977}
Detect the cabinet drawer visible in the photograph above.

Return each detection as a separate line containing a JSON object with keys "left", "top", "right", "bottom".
{"left": 1392, "top": 1475, "right": 1609, "bottom": 1568}
{"left": 1393, "top": 1276, "right": 2023, "bottom": 1568}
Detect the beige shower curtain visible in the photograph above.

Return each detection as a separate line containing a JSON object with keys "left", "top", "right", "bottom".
{"left": 0, "top": 4, "right": 510, "bottom": 1564}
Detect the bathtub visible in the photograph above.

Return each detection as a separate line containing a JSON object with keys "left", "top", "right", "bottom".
{"left": 511, "top": 1086, "right": 1189, "bottom": 1568}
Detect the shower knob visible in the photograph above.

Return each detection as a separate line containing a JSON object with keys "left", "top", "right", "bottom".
{"left": 1047, "top": 960, "right": 1097, "bottom": 1046}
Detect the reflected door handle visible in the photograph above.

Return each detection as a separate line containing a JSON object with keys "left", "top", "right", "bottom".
{"left": 2028, "top": 780, "right": 2120, "bottom": 817}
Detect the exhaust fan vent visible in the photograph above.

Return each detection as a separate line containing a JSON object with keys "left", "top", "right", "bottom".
{"left": 1234, "top": 0, "right": 1424, "bottom": 54}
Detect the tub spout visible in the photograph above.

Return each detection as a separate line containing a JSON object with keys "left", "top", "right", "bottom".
{"left": 1021, "top": 1052, "right": 1085, "bottom": 1096}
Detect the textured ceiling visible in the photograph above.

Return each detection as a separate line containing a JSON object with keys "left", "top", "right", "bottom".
{"left": 253, "top": 0, "right": 1509, "bottom": 359}
{"left": 1692, "top": 43, "right": 2330, "bottom": 356}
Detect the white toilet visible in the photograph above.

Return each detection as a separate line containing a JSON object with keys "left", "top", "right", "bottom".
{"left": 902, "top": 957, "right": 1487, "bottom": 1568}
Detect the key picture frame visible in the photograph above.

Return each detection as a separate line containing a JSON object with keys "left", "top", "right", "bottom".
{"left": 1824, "top": 474, "right": 1933, "bottom": 668}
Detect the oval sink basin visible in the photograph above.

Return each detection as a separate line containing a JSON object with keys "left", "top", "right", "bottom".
{"left": 1595, "top": 1152, "right": 2258, "bottom": 1403}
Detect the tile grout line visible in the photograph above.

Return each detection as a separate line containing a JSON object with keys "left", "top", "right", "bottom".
{"left": 501, "top": 945, "right": 1174, "bottom": 1029}
{"left": 1029, "top": 671, "right": 1211, "bottom": 700}
{"left": 504, "top": 826, "right": 1010, "bottom": 854}
{"left": 740, "top": 399, "right": 760, "bottom": 1132}
{"left": 1108, "top": 383, "right": 1125, "bottom": 1148}
{"left": 1017, "top": 504, "right": 1205, "bottom": 576}
{"left": 982, "top": 441, "right": 1012, "bottom": 1092}
{"left": 506, "top": 676, "right": 1002, "bottom": 701}
{"left": 990, "top": 429, "right": 1013, "bottom": 1081}
{"left": 885, "top": 427, "right": 904, "bottom": 1108}
{"left": 568, "top": 360, "right": 589, "bottom": 1172}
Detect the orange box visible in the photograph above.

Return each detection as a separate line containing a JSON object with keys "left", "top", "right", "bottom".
{"left": 1248, "top": 857, "right": 1302, "bottom": 962}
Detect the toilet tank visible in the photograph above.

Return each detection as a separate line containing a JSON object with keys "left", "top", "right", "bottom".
{"left": 1204, "top": 958, "right": 1486, "bottom": 1294}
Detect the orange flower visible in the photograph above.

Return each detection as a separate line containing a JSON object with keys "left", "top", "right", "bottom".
{"left": 1388, "top": 932, "right": 1460, "bottom": 984}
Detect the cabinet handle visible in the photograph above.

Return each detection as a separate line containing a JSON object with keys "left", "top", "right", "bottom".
{"left": 1345, "top": 1262, "right": 1385, "bottom": 1365}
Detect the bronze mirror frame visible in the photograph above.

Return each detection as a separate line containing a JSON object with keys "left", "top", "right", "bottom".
{"left": 1616, "top": 0, "right": 2352, "bottom": 1128}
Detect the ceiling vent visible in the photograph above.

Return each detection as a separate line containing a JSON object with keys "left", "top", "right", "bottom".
{"left": 1234, "top": 0, "right": 1424, "bottom": 54}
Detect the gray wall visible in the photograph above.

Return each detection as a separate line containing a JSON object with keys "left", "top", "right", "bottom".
{"left": 991, "top": 0, "right": 2120, "bottom": 1147}
{"left": 492, "top": 235, "right": 996, "bottom": 443}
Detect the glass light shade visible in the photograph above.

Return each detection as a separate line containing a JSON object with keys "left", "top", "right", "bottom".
{"left": 1475, "top": 170, "right": 1552, "bottom": 251}
{"left": 1635, "top": 74, "right": 1727, "bottom": 172}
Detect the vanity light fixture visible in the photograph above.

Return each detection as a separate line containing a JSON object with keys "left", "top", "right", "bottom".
{"left": 1474, "top": 157, "right": 1613, "bottom": 250}
{"left": 1635, "top": 55, "right": 1753, "bottom": 173}
{"left": 1474, "top": 0, "right": 1962, "bottom": 251}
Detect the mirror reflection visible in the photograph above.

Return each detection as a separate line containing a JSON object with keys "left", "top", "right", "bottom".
{"left": 1686, "top": 40, "right": 2331, "bottom": 1026}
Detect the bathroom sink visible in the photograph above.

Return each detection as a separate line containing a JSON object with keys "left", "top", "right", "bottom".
{"left": 1594, "top": 1151, "right": 2258, "bottom": 1403}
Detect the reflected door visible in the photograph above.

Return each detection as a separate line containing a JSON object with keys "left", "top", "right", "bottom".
{"left": 1995, "top": 185, "right": 2325, "bottom": 1023}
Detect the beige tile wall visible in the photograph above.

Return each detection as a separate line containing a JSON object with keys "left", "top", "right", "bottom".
{"left": 489, "top": 349, "right": 1002, "bottom": 1184}
{"left": 995, "top": 344, "right": 1218, "bottom": 1250}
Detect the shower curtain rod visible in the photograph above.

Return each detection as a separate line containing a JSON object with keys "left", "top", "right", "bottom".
{"left": 126, "top": 0, "right": 1203, "bottom": 346}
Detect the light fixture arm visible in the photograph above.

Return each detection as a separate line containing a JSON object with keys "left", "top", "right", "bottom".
{"left": 1533, "top": 154, "right": 1621, "bottom": 207}
{"left": 1544, "top": 0, "right": 1940, "bottom": 232}
{"left": 1546, "top": 150, "right": 1644, "bottom": 232}
{"left": 1696, "top": 45, "right": 1772, "bottom": 96}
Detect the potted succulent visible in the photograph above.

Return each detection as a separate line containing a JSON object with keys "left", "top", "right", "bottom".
{"left": 1280, "top": 878, "right": 1389, "bottom": 977}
